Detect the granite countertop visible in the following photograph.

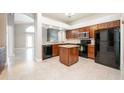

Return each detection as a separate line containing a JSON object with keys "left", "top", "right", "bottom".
{"left": 42, "top": 42, "right": 63, "bottom": 45}
{"left": 42, "top": 42, "right": 80, "bottom": 45}
{"left": 59, "top": 45, "right": 79, "bottom": 48}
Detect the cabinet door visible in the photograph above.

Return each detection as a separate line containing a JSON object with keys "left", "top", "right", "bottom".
{"left": 85, "top": 27, "right": 90, "bottom": 32}
{"left": 71, "top": 29, "right": 79, "bottom": 39}
{"left": 113, "top": 20, "right": 120, "bottom": 27}
{"left": 88, "top": 45, "right": 95, "bottom": 59}
{"left": 107, "top": 22, "right": 114, "bottom": 28}
{"left": 66, "top": 30, "right": 71, "bottom": 39}
{"left": 59, "top": 47, "right": 69, "bottom": 65}
{"left": 80, "top": 27, "right": 90, "bottom": 32}
{"left": 79, "top": 28, "right": 85, "bottom": 32}
{"left": 107, "top": 20, "right": 120, "bottom": 28}
{"left": 52, "top": 44, "right": 59, "bottom": 56}
{"left": 97, "top": 23, "right": 108, "bottom": 30}
{"left": 66, "top": 29, "right": 79, "bottom": 39}
{"left": 89, "top": 25, "right": 97, "bottom": 38}
{"left": 69, "top": 47, "right": 78, "bottom": 65}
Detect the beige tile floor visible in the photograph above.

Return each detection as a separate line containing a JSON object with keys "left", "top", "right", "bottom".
{"left": 0, "top": 48, "right": 122, "bottom": 80}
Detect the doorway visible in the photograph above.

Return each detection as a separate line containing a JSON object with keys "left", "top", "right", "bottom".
{"left": 6, "top": 13, "right": 35, "bottom": 65}
{"left": 14, "top": 13, "right": 35, "bottom": 62}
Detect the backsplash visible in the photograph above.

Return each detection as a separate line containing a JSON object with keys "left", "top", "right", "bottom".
{"left": 64, "top": 38, "right": 95, "bottom": 45}
{"left": 90, "top": 38, "right": 95, "bottom": 45}
{"left": 42, "top": 38, "right": 95, "bottom": 45}
{"left": 63, "top": 39, "right": 80, "bottom": 44}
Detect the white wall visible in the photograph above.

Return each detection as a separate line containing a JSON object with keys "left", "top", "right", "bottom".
{"left": 120, "top": 14, "right": 124, "bottom": 72}
{"left": 6, "top": 13, "right": 15, "bottom": 57}
{"left": 58, "top": 30, "right": 66, "bottom": 42}
{"left": 0, "top": 13, "right": 6, "bottom": 47}
{"left": 42, "top": 26, "right": 47, "bottom": 44}
{"left": 14, "top": 23, "right": 34, "bottom": 48}
{"left": 34, "top": 13, "right": 42, "bottom": 62}
{"left": 70, "top": 14, "right": 121, "bottom": 29}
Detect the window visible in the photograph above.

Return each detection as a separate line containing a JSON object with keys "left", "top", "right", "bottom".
{"left": 47, "top": 28, "right": 59, "bottom": 42}
{"left": 26, "top": 35, "right": 33, "bottom": 48}
{"left": 26, "top": 26, "right": 34, "bottom": 33}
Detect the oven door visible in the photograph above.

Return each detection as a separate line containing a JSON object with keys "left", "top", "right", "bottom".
{"left": 79, "top": 44, "right": 88, "bottom": 58}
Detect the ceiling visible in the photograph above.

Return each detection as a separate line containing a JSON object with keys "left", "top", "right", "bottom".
{"left": 42, "top": 13, "right": 97, "bottom": 24}
{"left": 14, "top": 13, "right": 34, "bottom": 24}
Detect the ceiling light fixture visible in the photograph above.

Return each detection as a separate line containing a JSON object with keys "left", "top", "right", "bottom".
{"left": 65, "top": 13, "right": 75, "bottom": 18}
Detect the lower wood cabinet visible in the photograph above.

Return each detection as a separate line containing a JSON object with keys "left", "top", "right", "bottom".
{"left": 88, "top": 45, "right": 95, "bottom": 59}
{"left": 52, "top": 44, "right": 59, "bottom": 56}
{"left": 59, "top": 47, "right": 79, "bottom": 66}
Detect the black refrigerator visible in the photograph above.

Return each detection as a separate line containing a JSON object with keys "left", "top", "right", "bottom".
{"left": 95, "top": 27, "right": 120, "bottom": 69}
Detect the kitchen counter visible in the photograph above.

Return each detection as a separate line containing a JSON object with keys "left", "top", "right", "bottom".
{"left": 42, "top": 43, "right": 80, "bottom": 45}
{"left": 59, "top": 45, "right": 79, "bottom": 66}
{"left": 59, "top": 45, "right": 79, "bottom": 48}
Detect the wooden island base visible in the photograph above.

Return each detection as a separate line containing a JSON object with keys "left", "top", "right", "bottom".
{"left": 59, "top": 45, "right": 79, "bottom": 66}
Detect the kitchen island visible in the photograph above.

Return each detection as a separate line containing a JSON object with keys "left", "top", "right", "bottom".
{"left": 59, "top": 45, "right": 79, "bottom": 66}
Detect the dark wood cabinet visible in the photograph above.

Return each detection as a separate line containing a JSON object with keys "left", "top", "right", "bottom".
{"left": 107, "top": 20, "right": 120, "bottom": 28}
{"left": 89, "top": 25, "right": 97, "bottom": 38}
{"left": 79, "top": 27, "right": 90, "bottom": 32}
{"left": 66, "top": 20, "right": 120, "bottom": 39}
{"left": 97, "top": 20, "right": 120, "bottom": 30}
{"left": 71, "top": 29, "right": 79, "bottom": 38}
{"left": 66, "top": 29, "right": 79, "bottom": 39}
{"left": 59, "top": 47, "right": 68, "bottom": 65}
{"left": 66, "top": 30, "right": 72, "bottom": 39}
{"left": 59, "top": 46, "right": 79, "bottom": 66}
{"left": 69, "top": 47, "right": 79, "bottom": 65}
{"left": 97, "top": 23, "right": 108, "bottom": 30}
{"left": 88, "top": 45, "right": 95, "bottom": 59}
{"left": 52, "top": 44, "right": 59, "bottom": 56}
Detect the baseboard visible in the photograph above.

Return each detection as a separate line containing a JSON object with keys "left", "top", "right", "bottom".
{"left": 15, "top": 48, "right": 34, "bottom": 50}
{"left": 34, "top": 57, "right": 42, "bottom": 62}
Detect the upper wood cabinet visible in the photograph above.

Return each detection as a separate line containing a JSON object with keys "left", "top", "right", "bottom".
{"left": 97, "top": 23, "right": 108, "bottom": 30}
{"left": 66, "top": 20, "right": 120, "bottom": 39}
{"left": 97, "top": 20, "right": 120, "bottom": 30}
{"left": 107, "top": 20, "right": 120, "bottom": 28}
{"left": 66, "top": 30, "right": 73, "bottom": 39}
{"left": 66, "top": 29, "right": 79, "bottom": 39}
{"left": 71, "top": 29, "right": 79, "bottom": 38}
{"left": 79, "top": 26, "right": 90, "bottom": 32}
{"left": 89, "top": 25, "right": 97, "bottom": 38}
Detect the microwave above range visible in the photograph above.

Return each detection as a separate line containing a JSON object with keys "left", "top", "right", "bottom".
{"left": 78, "top": 32, "right": 89, "bottom": 39}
